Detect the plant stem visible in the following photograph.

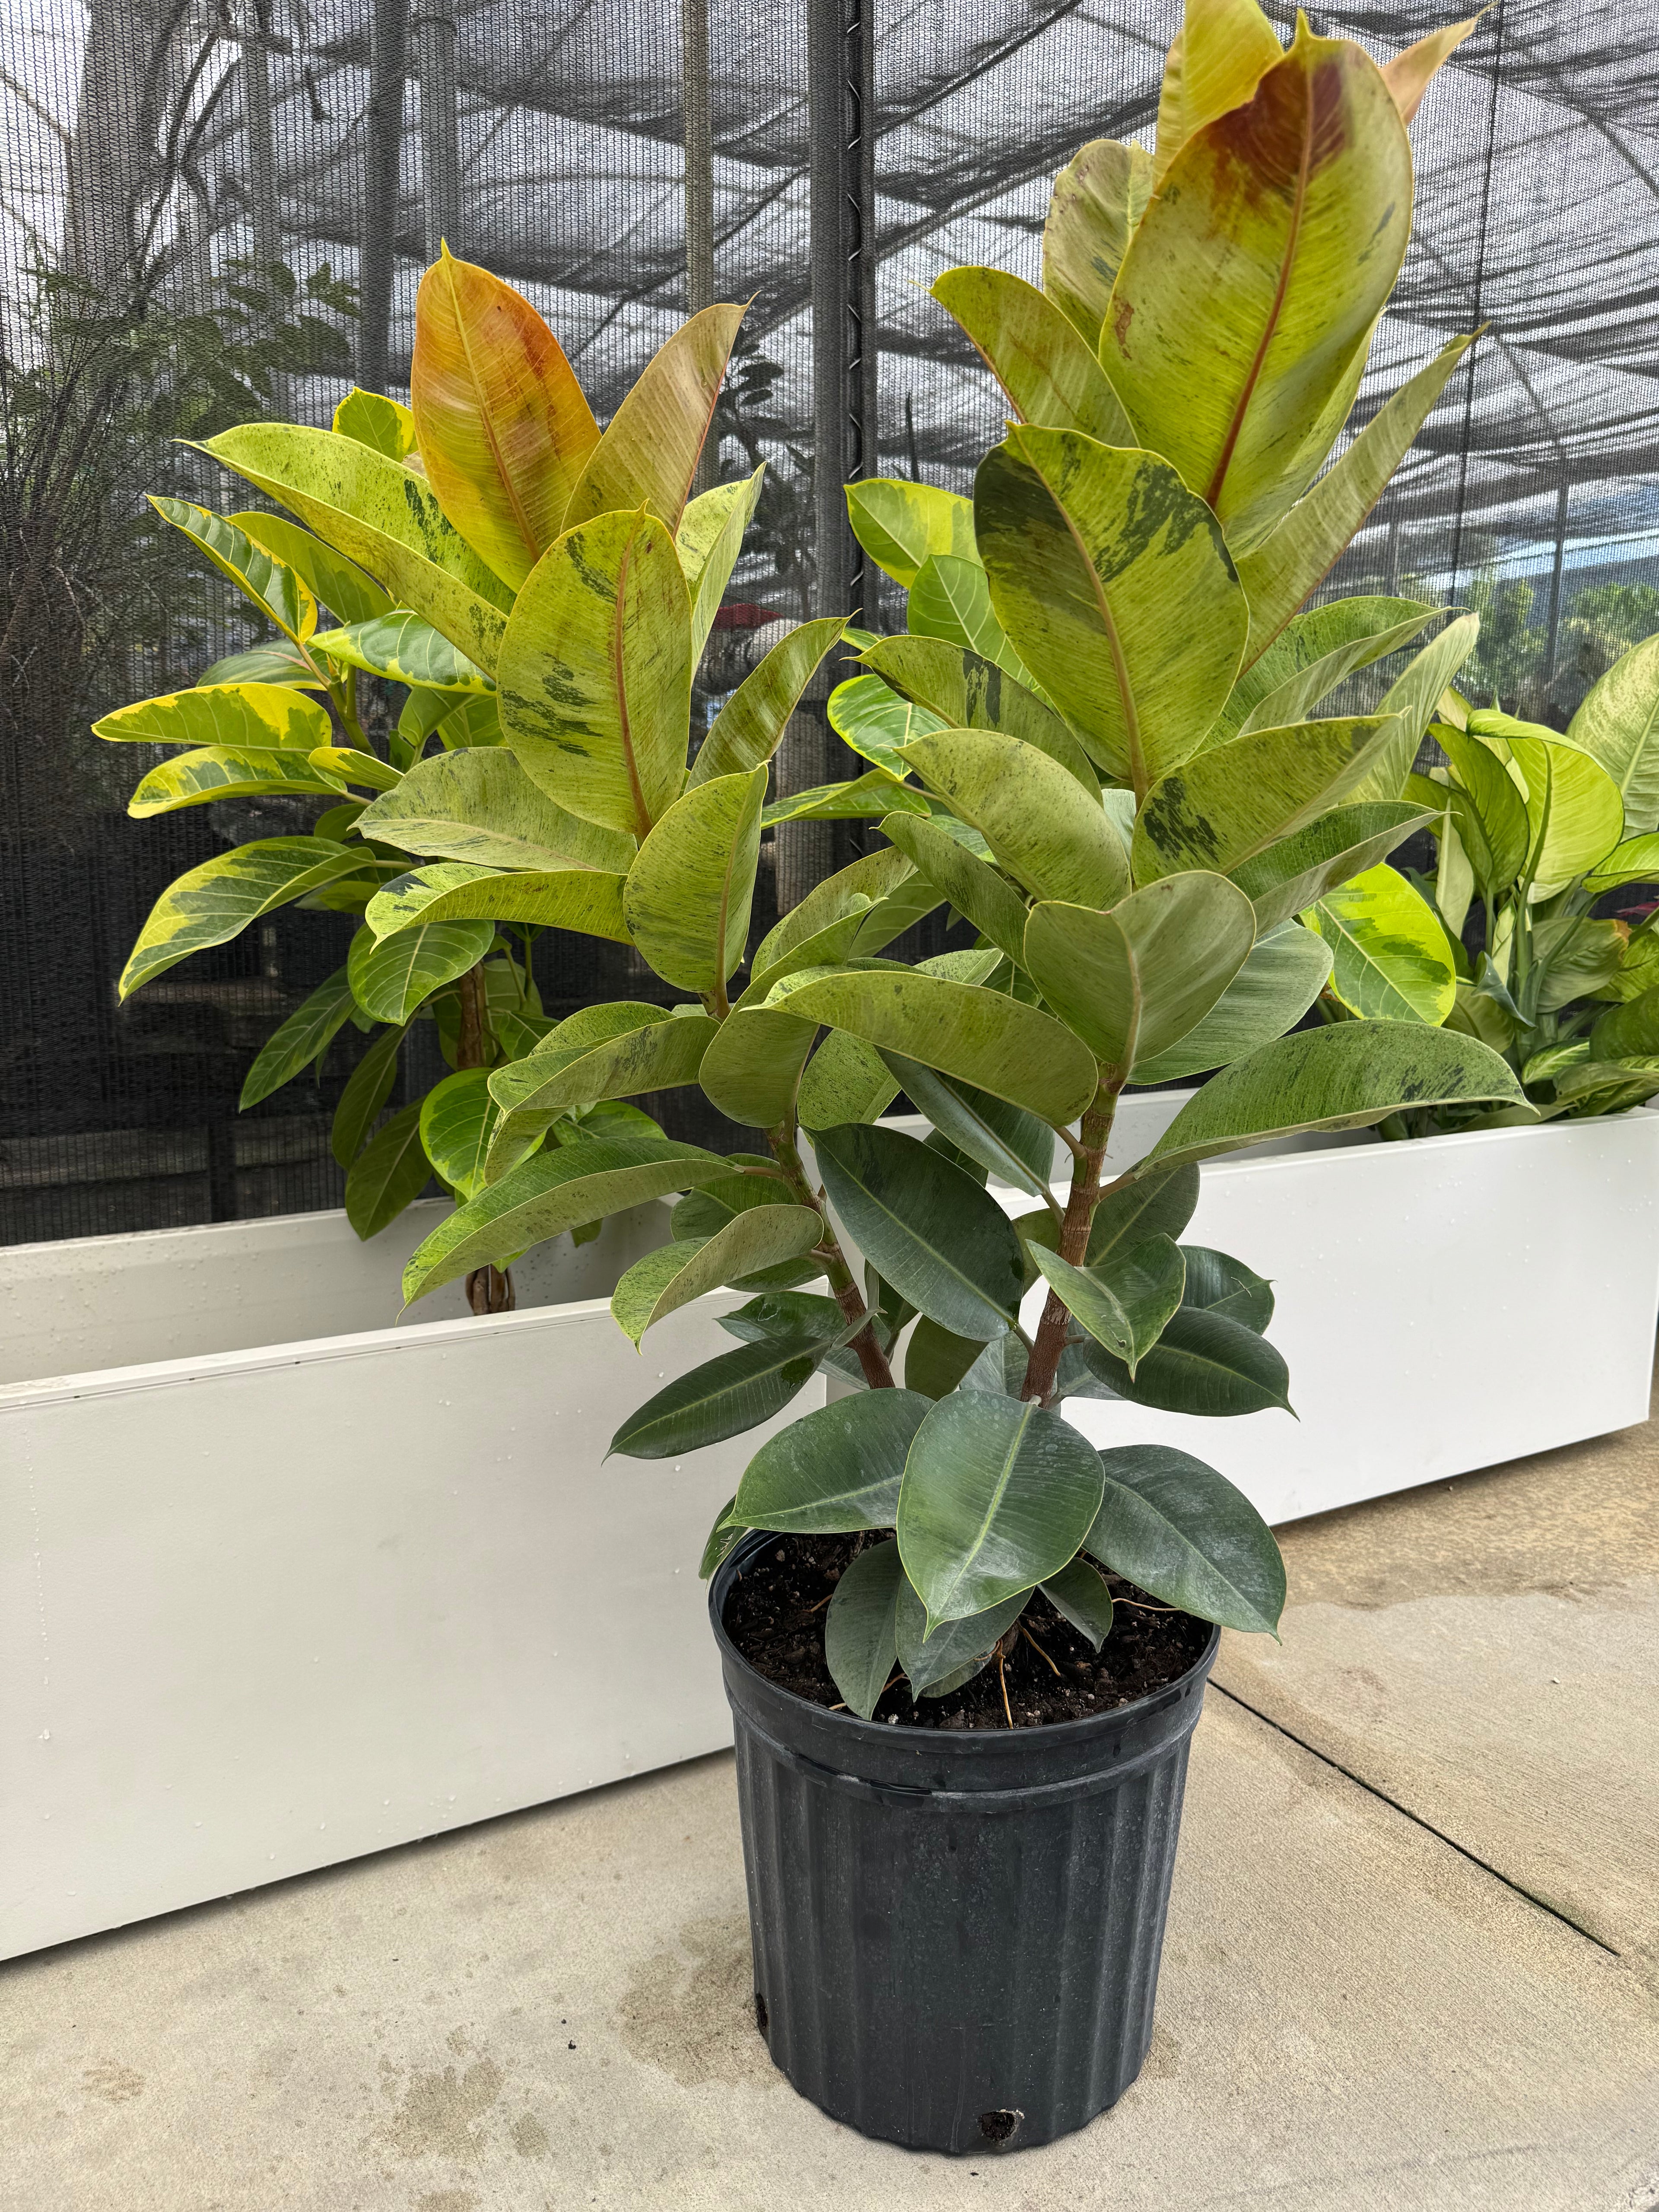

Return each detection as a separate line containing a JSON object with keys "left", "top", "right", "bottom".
{"left": 767, "top": 1123, "right": 895, "bottom": 1389}
{"left": 457, "top": 963, "right": 514, "bottom": 1316}
{"left": 1020, "top": 1086, "right": 1120, "bottom": 1408}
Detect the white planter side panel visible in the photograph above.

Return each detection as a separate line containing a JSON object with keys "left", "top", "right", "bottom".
{"left": 0, "top": 1197, "right": 668, "bottom": 1388}
{"left": 1056, "top": 1112, "right": 1659, "bottom": 1523}
{"left": 1, "top": 1222, "right": 822, "bottom": 1960}
{"left": 827, "top": 1107, "right": 1659, "bottom": 1527}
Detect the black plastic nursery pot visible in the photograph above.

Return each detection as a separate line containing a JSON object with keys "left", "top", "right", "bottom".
{"left": 710, "top": 1533, "right": 1220, "bottom": 2155}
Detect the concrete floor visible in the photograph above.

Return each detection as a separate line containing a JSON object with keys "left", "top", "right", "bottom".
{"left": 6, "top": 1408, "right": 1659, "bottom": 2212}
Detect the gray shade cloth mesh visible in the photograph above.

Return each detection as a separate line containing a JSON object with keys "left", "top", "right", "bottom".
{"left": 2, "top": 0, "right": 1655, "bottom": 1240}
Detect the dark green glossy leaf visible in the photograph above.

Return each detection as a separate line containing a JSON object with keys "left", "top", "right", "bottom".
{"left": 1039, "top": 1557, "right": 1115, "bottom": 1649}
{"left": 718, "top": 1290, "right": 848, "bottom": 1348}
{"left": 823, "top": 1538, "right": 905, "bottom": 1719}
{"left": 700, "top": 1498, "right": 746, "bottom": 1580}
{"left": 1180, "top": 1245, "right": 1274, "bottom": 1332}
{"left": 1071, "top": 1306, "right": 1292, "bottom": 1416}
{"left": 878, "top": 1053, "right": 1056, "bottom": 1197}
{"left": 897, "top": 1392, "right": 1105, "bottom": 1628}
{"left": 959, "top": 1332, "right": 1030, "bottom": 1396}
{"left": 816, "top": 1122, "right": 1026, "bottom": 1341}
{"left": 1085, "top": 1445, "right": 1285, "bottom": 1634}
{"left": 331, "top": 1024, "right": 404, "bottom": 1167}
{"left": 1084, "top": 1161, "right": 1201, "bottom": 1265}
{"left": 609, "top": 1335, "right": 828, "bottom": 1460}
{"left": 733, "top": 1389, "right": 932, "bottom": 1534}
{"left": 904, "top": 1313, "right": 989, "bottom": 1400}
{"left": 1029, "top": 1235, "right": 1186, "bottom": 1376}
{"left": 896, "top": 1581, "right": 1028, "bottom": 1697}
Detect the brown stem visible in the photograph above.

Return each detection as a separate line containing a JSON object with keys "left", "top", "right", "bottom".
{"left": 456, "top": 963, "right": 513, "bottom": 1316}
{"left": 767, "top": 1124, "right": 895, "bottom": 1389}
{"left": 1020, "top": 1087, "right": 1120, "bottom": 1408}
{"left": 456, "top": 963, "right": 490, "bottom": 1068}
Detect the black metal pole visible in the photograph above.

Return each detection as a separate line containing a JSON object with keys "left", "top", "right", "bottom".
{"left": 808, "top": 0, "right": 878, "bottom": 634}
{"left": 780, "top": 0, "right": 879, "bottom": 903}
{"left": 413, "top": 0, "right": 461, "bottom": 263}
{"left": 683, "top": 0, "right": 718, "bottom": 496}
{"left": 360, "top": 0, "right": 410, "bottom": 394}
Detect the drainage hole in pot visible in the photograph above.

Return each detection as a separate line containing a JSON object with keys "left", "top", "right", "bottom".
{"left": 979, "top": 2108, "right": 1023, "bottom": 2146}
{"left": 754, "top": 1991, "right": 769, "bottom": 2035}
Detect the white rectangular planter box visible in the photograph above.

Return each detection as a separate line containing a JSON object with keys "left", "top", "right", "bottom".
{"left": 832, "top": 1103, "right": 1659, "bottom": 1528}
{"left": 0, "top": 1203, "right": 823, "bottom": 1960}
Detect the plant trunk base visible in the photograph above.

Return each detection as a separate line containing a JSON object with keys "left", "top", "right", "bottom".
{"left": 465, "top": 1264, "right": 515, "bottom": 1314}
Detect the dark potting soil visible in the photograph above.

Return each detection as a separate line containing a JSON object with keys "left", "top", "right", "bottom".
{"left": 723, "top": 1533, "right": 1211, "bottom": 1730}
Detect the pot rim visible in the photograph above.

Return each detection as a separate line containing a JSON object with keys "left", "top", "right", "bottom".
{"left": 709, "top": 1528, "right": 1222, "bottom": 1752}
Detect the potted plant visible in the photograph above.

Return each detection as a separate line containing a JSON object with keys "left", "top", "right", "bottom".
{"left": 360, "top": 1, "right": 1525, "bottom": 2151}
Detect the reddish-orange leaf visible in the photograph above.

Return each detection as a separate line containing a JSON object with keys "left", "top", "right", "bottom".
{"left": 411, "top": 248, "right": 600, "bottom": 591}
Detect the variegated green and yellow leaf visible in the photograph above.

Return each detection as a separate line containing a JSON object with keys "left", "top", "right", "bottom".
{"left": 976, "top": 428, "right": 1247, "bottom": 795}
{"left": 1041, "top": 137, "right": 1153, "bottom": 350}
{"left": 120, "top": 839, "right": 362, "bottom": 998}
{"left": 845, "top": 479, "right": 978, "bottom": 589}
{"left": 149, "top": 495, "right": 316, "bottom": 641}
{"left": 365, "top": 860, "right": 630, "bottom": 943}
{"left": 93, "top": 683, "right": 332, "bottom": 751}
{"left": 497, "top": 508, "right": 691, "bottom": 839}
{"left": 311, "top": 610, "right": 494, "bottom": 694}
{"left": 562, "top": 304, "right": 745, "bottom": 532}
{"left": 127, "top": 745, "right": 346, "bottom": 815}
{"left": 1104, "top": 23, "right": 1412, "bottom": 555}
{"left": 201, "top": 423, "right": 512, "bottom": 673}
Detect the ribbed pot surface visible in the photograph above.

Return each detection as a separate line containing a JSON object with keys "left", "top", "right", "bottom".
{"left": 711, "top": 1535, "right": 1219, "bottom": 2154}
